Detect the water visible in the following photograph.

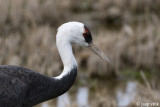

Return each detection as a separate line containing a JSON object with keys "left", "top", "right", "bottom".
{"left": 116, "top": 81, "right": 137, "bottom": 106}
{"left": 57, "top": 93, "right": 71, "bottom": 107}
{"left": 41, "top": 102, "right": 49, "bottom": 107}
{"left": 35, "top": 78, "right": 160, "bottom": 107}
{"left": 57, "top": 87, "right": 89, "bottom": 107}
{"left": 56, "top": 81, "right": 138, "bottom": 107}
{"left": 77, "top": 87, "right": 89, "bottom": 107}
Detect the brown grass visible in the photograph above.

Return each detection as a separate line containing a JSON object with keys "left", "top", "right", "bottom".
{"left": 1, "top": 1, "right": 160, "bottom": 107}
{"left": 0, "top": 0, "right": 160, "bottom": 76}
{"left": 87, "top": 21, "right": 160, "bottom": 76}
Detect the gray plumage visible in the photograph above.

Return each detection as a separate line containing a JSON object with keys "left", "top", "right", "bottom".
{"left": 0, "top": 65, "right": 77, "bottom": 107}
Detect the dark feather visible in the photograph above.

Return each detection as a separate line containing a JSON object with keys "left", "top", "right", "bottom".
{"left": 0, "top": 65, "right": 77, "bottom": 107}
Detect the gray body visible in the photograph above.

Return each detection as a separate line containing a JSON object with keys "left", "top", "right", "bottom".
{"left": 0, "top": 65, "right": 77, "bottom": 107}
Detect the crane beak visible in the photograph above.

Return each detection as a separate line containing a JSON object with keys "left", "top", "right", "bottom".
{"left": 88, "top": 43, "right": 110, "bottom": 63}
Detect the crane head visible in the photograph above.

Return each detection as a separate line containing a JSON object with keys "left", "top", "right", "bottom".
{"left": 57, "top": 22, "right": 110, "bottom": 63}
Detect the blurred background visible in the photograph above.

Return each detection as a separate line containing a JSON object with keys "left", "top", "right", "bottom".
{"left": 0, "top": 0, "right": 160, "bottom": 107}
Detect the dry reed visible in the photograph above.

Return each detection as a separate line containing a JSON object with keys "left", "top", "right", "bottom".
{"left": 0, "top": 1, "right": 160, "bottom": 106}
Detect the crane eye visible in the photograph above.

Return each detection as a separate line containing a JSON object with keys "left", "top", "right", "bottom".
{"left": 83, "top": 25, "right": 92, "bottom": 43}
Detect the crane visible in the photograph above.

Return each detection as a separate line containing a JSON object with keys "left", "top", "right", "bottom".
{"left": 0, "top": 22, "right": 110, "bottom": 107}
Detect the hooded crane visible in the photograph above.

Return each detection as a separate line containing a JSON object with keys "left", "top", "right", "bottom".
{"left": 0, "top": 22, "right": 110, "bottom": 107}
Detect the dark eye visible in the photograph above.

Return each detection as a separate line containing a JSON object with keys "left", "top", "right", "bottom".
{"left": 83, "top": 25, "right": 92, "bottom": 43}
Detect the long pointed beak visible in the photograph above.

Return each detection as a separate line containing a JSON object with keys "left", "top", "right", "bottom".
{"left": 88, "top": 43, "right": 110, "bottom": 63}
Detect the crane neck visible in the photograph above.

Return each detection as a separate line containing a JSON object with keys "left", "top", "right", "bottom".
{"left": 29, "top": 37, "right": 78, "bottom": 106}
{"left": 55, "top": 35, "right": 78, "bottom": 79}
{"left": 27, "top": 33, "right": 79, "bottom": 106}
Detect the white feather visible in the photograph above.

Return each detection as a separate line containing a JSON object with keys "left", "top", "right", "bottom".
{"left": 55, "top": 22, "right": 88, "bottom": 79}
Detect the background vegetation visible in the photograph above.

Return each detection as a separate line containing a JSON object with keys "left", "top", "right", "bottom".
{"left": 0, "top": 0, "right": 160, "bottom": 107}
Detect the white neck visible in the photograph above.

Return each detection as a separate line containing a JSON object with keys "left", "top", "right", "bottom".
{"left": 55, "top": 34, "right": 77, "bottom": 79}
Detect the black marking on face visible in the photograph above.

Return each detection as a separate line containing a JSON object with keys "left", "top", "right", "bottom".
{"left": 83, "top": 25, "right": 92, "bottom": 43}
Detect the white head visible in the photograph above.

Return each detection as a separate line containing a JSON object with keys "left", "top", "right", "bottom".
{"left": 57, "top": 22, "right": 92, "bottom": 47}
{"left": 56, "top": 21, "right": 110, "bottom": 63}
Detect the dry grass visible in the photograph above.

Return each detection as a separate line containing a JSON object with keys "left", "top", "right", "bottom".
{"left": 0, "top": 0, "right": 160, "bottom": 76}
{"left": 129, "top": 83, "right": 160, "bottom": 107}
{"left": 1, "top": 1, "right": 160, "bottom": 107}
{"left": 88, "top": 21, "right": 160, "bottom": 76}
